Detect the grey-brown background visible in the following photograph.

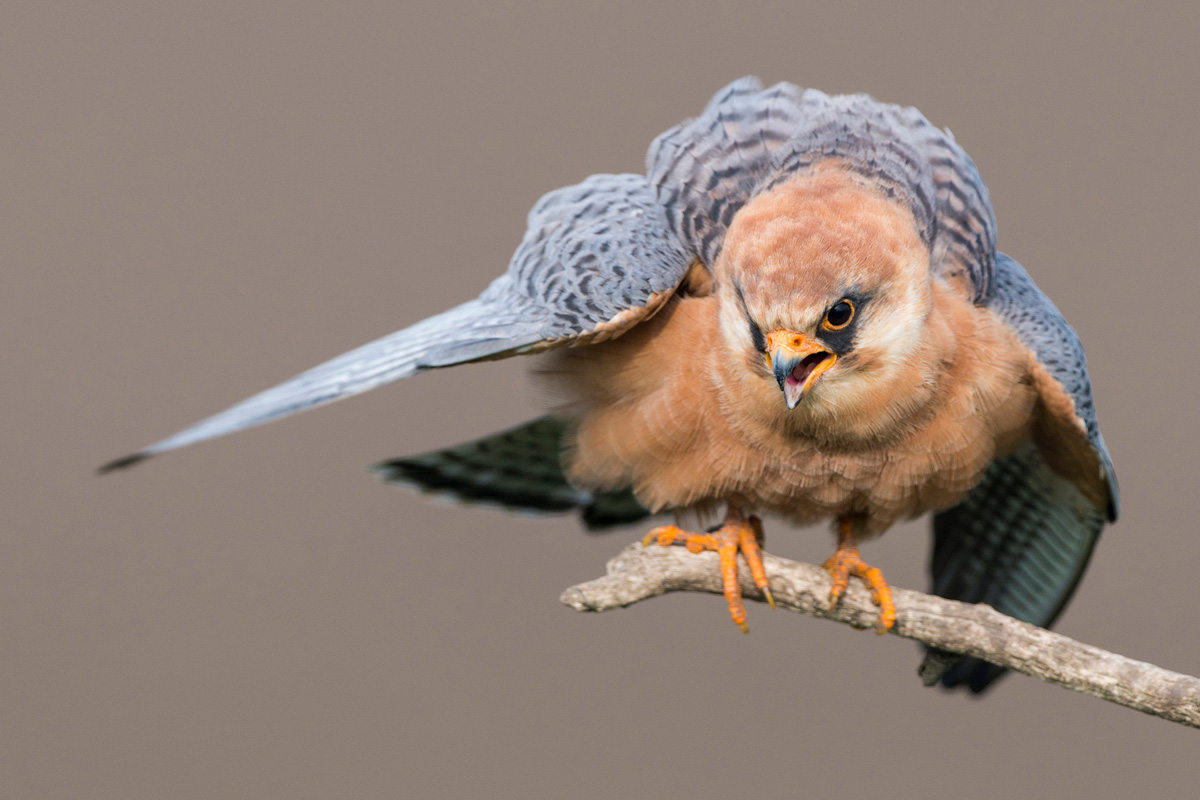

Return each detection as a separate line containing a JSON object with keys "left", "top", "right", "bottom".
{"left": 5, "top": 1, "right": 1198, "bottom": 797}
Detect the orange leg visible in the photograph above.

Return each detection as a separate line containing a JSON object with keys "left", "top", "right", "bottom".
{"left": 822, "top": 518, "right": 896, "bottom": 634}
{"left": 642, "top": 508, "right": 774, "bottom": 632}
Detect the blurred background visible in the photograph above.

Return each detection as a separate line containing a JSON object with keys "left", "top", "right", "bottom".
{"left": 4, "top": 1, "right": 1198, "bottom": 797}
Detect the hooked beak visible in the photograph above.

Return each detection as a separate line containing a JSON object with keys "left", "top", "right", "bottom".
{"left": 765, "top": 329, "right": 837, "bottom": 409}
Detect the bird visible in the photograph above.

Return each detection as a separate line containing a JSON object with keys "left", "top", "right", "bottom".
{"left": 102, "top": 77, "right": 1118, "bottom": 693}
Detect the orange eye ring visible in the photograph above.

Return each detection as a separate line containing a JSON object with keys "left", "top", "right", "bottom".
{"left": 821, "top": 299, "right": 855, "bottom": 331}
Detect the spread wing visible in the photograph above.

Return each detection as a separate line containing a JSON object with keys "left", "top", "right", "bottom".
{"left": 648, "top": 77, "right": 997, "bottom": 302}
{"left": 926, "top": 253, "right": 1119, "bottom": 692}
{"left": 101, "top": 173, "right": 692, "bottom": 470}
{"left": 106, "top": 78, "right": 1004, "bottom": 471}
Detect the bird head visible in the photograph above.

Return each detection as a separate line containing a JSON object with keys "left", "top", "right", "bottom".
{"left": 715, "top": 169, "right": 935, "bottom": 415}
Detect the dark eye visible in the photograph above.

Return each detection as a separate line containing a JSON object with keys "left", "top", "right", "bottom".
{"left": 822, "top": 300, "right": 855, "bottom": 331}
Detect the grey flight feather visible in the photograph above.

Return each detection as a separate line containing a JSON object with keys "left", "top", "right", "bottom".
{"left": 101, "top": 173, "right": 693, "bottom": 470}
{"left": 926, "top": 254, "right": 1118, "bottom": 692}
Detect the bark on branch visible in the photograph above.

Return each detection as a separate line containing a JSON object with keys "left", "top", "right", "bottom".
{"left": 560, "top": 541, "right": 1200, "bottom": 729}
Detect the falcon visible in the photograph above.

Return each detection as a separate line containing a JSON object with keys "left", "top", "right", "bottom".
{"left": 103, "top": 78, "right": 1119, "bottom": 692}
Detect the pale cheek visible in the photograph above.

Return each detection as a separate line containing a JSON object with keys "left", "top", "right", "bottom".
{"left": 858, "top": 284, "right": 929, "bottom": 368}
{"left": 716, "top": 298, "right": 758, "bottom": 365}
{"left": 818, "top": 299, "right": 927, "bottom": 410}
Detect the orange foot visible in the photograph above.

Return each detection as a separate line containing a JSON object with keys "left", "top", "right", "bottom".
{"left": 822, "top": 519, "right": 896, "bottom": 634}
{"left": 642, "top": 510, "right": 774, "bottom": 633}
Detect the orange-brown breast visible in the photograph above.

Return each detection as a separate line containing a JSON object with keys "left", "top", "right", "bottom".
{"left": 543, "top": 277, "right": 1036, "bottom": 539}
{"left": 542, "top": 170, "right": 1037, "bottom": 537}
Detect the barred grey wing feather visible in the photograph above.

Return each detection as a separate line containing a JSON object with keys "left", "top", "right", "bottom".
{"left": 925, "top": 126, "right": 996, "bottom": 302}
{"left": 647, "top": 77, "right": 806, "bottom": 268}
{"left": 504, "top": 173, "right": 693, "bottom": 340}
{"left": 649, "top": 77, "right": 996, "bottom": 302}
{"left": 767, "top": 91, "right": 996, "bottom": 302}
{"left": 925, "top": 253, "right": 1118, "bottom": 692}
{"left": 101, "top": 174, "right": 692, "bottom": 470}
{"left": 986, "top": 254, "right": 1118, "bottom": 513}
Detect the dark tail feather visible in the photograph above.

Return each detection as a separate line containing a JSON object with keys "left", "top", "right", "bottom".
{"left": 923, "top": 441, "right": 1105, "bottom": 693}
{"left": 372, "top": 416, "right": 651, "bottom": 532}
{"left": 938, "top": 656, "right": 1007, "bottom": 693}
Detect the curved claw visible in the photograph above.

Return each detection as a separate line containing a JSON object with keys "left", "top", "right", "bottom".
{"left": 823, "top": 523, "right": 896, "bottom": 634}
{"left": 641, "top": 513, "right": 774, "bottom": 631}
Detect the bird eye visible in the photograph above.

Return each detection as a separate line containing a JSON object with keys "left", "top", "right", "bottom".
{"left": 822, "top": 300, "right": 855, "bottom": 331}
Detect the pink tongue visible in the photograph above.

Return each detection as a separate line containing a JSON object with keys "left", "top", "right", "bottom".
{"left": 788, "top": 353, "right": 827, "bottom": 388}
{"left": 788, "top": 362, "right": 812, "bottom": 387}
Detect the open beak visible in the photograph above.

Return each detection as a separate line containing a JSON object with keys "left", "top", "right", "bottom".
{"left": 765, "top": 329, "right": 837, "bottom": 409}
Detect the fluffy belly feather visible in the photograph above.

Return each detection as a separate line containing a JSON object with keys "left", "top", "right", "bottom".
{"left": 548, "top": 291, "right": 1035, "bottom": 537}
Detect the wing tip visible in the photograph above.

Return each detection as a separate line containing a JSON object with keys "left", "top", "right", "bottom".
{"left": 97, "top": 451, "right": 153, "bottom": 475}
{"left": 1104, "top": 460, "right": 1120, "bottom": 522}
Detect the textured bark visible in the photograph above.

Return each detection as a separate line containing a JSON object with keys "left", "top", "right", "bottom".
{"left": 561, "top": 541, "right": 1200, "bottom": 729}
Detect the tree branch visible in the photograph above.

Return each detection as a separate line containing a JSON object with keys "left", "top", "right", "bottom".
{"left": 560, "top": 541, "right": 1200, "bottom": 729}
